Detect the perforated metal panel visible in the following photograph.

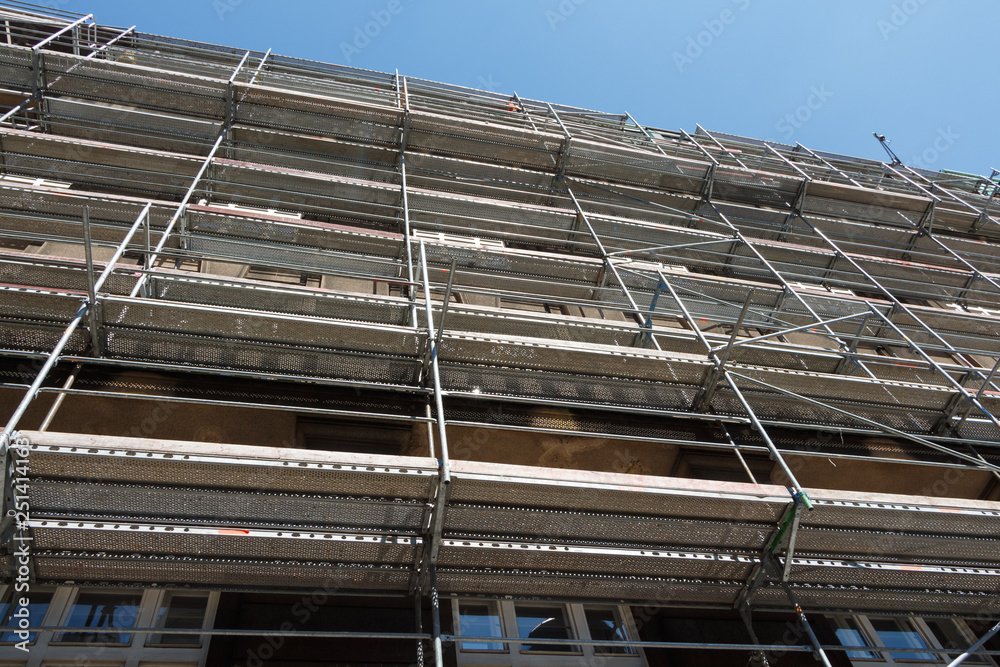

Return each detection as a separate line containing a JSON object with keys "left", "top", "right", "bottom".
{"left": 437, "top": 540, "right": 755, "bottom": 579}
{"left": 440, "top": 364, "right": 699, "bottom": 411}
{"left": 406, "top": 114, "right": 557, "bottom": 171}
{"left": 34, "top": 553, "right": 412, "bottom": 590}
{"left": 30, "top": 481, "right": 426, "bottom": 531}
{"left": 448, "top": 471, "right": 788, "bottom": 522}
{"left": 150, "top": 276, "right": 411, "bottom": 326}
{"left": 188, "top": 234, "right": 403, "bottom": 278}
{"left": 752, "top": 582, "right": 1000, "bottom": 616}
{"left": 27, "top": 444, "right": 436, "bottom": 499}
{"left": 567, "top": 144, "right": 708, "bottom": 193}
{"left": 803, "top": 499, "right": 1000, "bottom": 537}
{"left": 44, "top": 53, "right": 228, "bottom": 117}
{"left": 31, "top": 522, "right": 419, "bottom": 563}
{"left": 0, "top": 258, "right": 138, "bottom": 295}
{"left": 786, "top": 558, "right": 1000, "bottom": 592}
{"left": 795, "top": 526, "right": 1000, "bottom": 563}
{"left": 437, "top": 568, "right": 741, "bottom": 603}
{"left": 445, "top": 504, "right": 772, "bottom": 550}
{"left": 0, "top": 45, "right": 32, "bottom": 87}
{"left": 187, "top": 209, "right": 403, "bottom": 257}
{"left": 0, "top": 320, "right": 89, "bottom": 354}
{"left": 0, "top": 287, "right": 85, "bottom": 322}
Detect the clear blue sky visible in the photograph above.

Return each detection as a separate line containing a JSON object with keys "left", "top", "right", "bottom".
{"left": 55, "top": 0, "right": 998, "bottom": 177}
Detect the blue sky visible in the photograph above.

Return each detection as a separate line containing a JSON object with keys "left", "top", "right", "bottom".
{"left": 54, "top": 0, "right": 998, "bottom": 177}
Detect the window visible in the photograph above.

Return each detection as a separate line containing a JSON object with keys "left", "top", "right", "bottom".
{"left": 295, "top": 416, "right": 413, "bottom": 455}
{"left": 54, "top": 590, "right": 143, "bottom": 645}
{"left": 245, "top": 265, "right": 320, "bottom": 287}
{"left": 925, "top": 619, "right": 992, "bottom": 665}
{"left": 146, "top": 592, "right": 210, "bottom": 647}
{"left": 584, "top": 606, "right": 636, "bottom": 655}
{"left": 832, "top": 616, "right": 879, "bottom": 660}
{"left": 829, "top": 615, "right": 995, "bottom": 666}
{"left": 671, "top": 449, "right": 773, "bottom": 484}
{"left": 453, "top": 600, "right": 645, "bottom": 666}
{"left": 514, "top": 604, "right": 577, "bottom": 653}
{"left": 869, "top": 618, "right": 936, "bottom": 661}
{"left": 1, "top": 589, "right": 53, "bottom": 644}
{"left": 0, "top": 585, "right": 218, "bottom": 665}
{"left": 457, "top": 601, "right": 504, "bottom": 651}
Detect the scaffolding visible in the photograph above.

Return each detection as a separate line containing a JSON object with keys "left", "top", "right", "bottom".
{"left": 0, "top": 2, "right": 999, "bottom": 664}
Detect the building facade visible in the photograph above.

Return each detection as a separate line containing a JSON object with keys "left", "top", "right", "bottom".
{"left": 0, "top": 3, "right": 999, "bottom": 666}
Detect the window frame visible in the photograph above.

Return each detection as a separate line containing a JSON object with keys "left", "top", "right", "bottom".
{"left": 0, "top": 585, "right": 57, "bottom": 647}
{"left": 144, "top": 590, "right": 215, "bottom": 648}
{"left": 0, "top": 585, "right": 218, "bottom": 667}
{"left": 50, "top": 587, "right": 148, "bottom": 647}
{"left": 455, "top": 599, "right": 507, "bottom": 654}
{"left": 829, "top": 614, "right": 996, "bottom": 666}
{"left": 452, "top": 599, "right": 646, "bottom": 667}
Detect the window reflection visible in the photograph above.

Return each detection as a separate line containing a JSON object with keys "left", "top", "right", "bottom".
{"left": 458, "top": 602, "right": 504, "bottom": 651}
{"left": 55, "top": 590, "right": 142, "bottom": 644}
{"left": 147, "top": 593, "right": 208, "bottom": 646}
{"left": 584, "top": 606, "right": 635, "bottom": 655}
{"left": 0, "top": 590, "right": 53, "bottom": 643}
{"left": 869, "top": 618, "right": 936, "bottom": 661}
{"left": 926, "top": 619, "right": 989, "bottom": 665}
{"left": 514, "top": 604, "right": 576, "bottom": 653}
{"left": 833, "top": 617, "right": 879, "bottom": 660}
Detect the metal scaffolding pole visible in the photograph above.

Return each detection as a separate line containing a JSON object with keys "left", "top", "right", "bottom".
{"left": 566, "top": 188, "right": 662, "bottom": 350}
{"left": 728, "top": 370, "right": 1000, "bottom": 473}
{"left": 0, "top": 202, "right": 151, "bottom": 453}
{"left": 128, "top": 131, "right": 227, "bottom": 298}
{"left": 947, "top": 620, "right": 1000, "bottom": 667}
{"left": 400, "top": 154, "right": 418, "bottom": 326}
{"left": 795, "top": 214, "right": 1000, "bottom": 432}
{"left": 702, "top": 200, "right": 879, "bottom": 380}
{"left": 414, "top": 241, "right": 453, "bottom": 618}
{"left": 429, "top": 566, "right": 444, "bottom": 667}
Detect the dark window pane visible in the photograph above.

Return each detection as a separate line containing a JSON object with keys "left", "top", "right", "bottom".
{"left": 584, "top": 606, "right": 635, "bottom": 655}
{"left": 514, "top": 604, "right": 574, "bottom": 653}
{"left": 147, "top": 594, "right": 208, "bottom": 646}
{"left": 458, "top": 602, "right": 504, "bottom": 651}
{"left": 926, "top": 620, "right": 988, "bottom": 665}
{"left": 55, "top": 591, "right": 142, "bottom": 644}
{"left": 1, "top": 590, "right": 52, "bottom": 643}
